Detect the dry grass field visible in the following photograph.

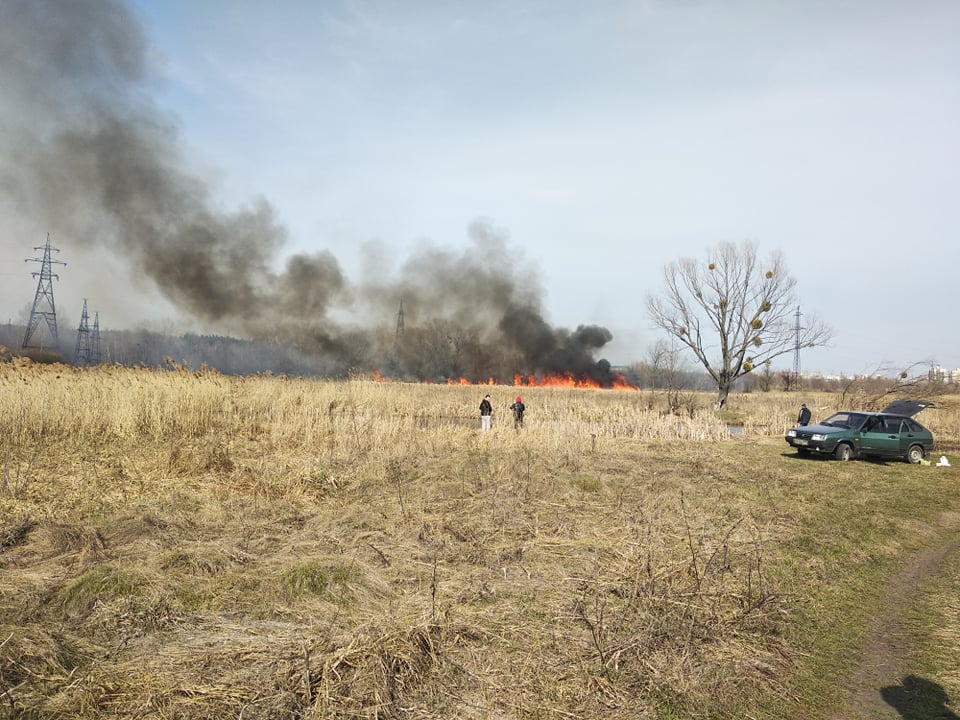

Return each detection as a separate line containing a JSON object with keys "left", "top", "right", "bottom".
{"left": 2, "top": 359, "right": 960, "bottom": 719}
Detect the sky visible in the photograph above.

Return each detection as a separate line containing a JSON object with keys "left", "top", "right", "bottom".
{"left": 1, "top": 0, "right": 958, "bottom": 377}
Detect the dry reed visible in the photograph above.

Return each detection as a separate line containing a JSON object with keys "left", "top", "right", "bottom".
{"left": 1, "top": 360, "right": 957, "bottom": 719}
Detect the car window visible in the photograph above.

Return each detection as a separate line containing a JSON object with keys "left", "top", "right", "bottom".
{"left": 905, "top": 419, "right": 925, "bottom": 433}
{"left": 862, "top": 416, "right": 882, "bottom": 433}
{"left": 849, "top": 413, "right": 868, "bottom": 429}
{"left": 861, "top": 415, "right": 906, "bottom": 433}
{"left": 884, "top": 418, "right": 903, "bottom": 433}
{"left": 823, "top": 412, "right": 867, "bottom": 428}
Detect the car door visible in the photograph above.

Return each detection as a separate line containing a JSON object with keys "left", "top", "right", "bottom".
{"left": 859, "top": 416, "right": 902, "bottom": 458}
{"left": 898, "top": 418, "right": 929, "bottom": 457}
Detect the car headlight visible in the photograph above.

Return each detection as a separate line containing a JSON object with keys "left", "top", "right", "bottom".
{"left": 787, "top": 430, "right": 797, "bottom": 437}
{"left": 811, "top": 434, "right": 826, "bottom": 441}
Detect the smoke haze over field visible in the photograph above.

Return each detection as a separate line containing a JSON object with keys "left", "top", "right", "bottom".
{"left": 5, "top": 1, "right": 957, "bottom": 377}
{"left": 0, "top": 0, "right": 619, "bottom": 382}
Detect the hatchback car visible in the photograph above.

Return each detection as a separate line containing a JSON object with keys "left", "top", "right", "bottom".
{"left": 785, "top": 400, "right": 934, "bottom": 463}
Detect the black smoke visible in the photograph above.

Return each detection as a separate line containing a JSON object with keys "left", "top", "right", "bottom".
{"left": 0, "top": 0, "right": 621, "bottom": 384}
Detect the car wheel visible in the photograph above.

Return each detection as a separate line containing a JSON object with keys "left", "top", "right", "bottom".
{"left": 906, "top": 445, "right": 925, "bottom": 464}
{"left": 834, "top": 443, "right": 854, "bottom": 462}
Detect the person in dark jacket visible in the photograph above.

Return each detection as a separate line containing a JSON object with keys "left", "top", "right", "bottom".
{"left": 510, "top": 396, "right": 525, "bottom": 429}
{"left": 479, "top": 394, "right": 493, "bottom": 431}
{"left": 797, "top": 403, "right": 812, "bottom": 426}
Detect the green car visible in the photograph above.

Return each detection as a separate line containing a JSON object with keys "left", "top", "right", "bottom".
{"left": 785, "top": 400, "right": 934, "bottom": 463}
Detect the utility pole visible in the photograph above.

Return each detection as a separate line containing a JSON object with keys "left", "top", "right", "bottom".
{"left": 396, "top": 299, "right": 405, "bottom": 338}
{"left": 792, "top": 306, "right": 803, "bottom": 391}
{"left": 22, "top": 234, "right": 66, "bottom": 350}
{"left": 75, "top": 299, "right": 91, "bottom": 365}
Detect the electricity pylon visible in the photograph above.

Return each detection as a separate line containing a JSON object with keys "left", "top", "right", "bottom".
{"left": 22, "top": 234, "right": 66, "bottom": 350}
{"left": 91, "top": 311, "right": 102, "bottom": 364}
{"left": 75, "top": 299, "right": 91, "bottom": 365}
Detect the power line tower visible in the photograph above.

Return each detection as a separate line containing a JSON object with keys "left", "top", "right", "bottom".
{"left": 75, "top": 298, "right": 91, "bottom": 365}
{"left": 91, "top": 311, "right": 102, "bottom": 364}
{"left": 22, "top": 234, "right": 66, "bottom": 350}
{"left": 396, "top": 299, "right": 405, "bottom": 338}
{"left": 792, "top": 306, "right": 803, "bottom": 390}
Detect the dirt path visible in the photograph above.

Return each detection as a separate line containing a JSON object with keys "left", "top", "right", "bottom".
{"left": 834, "top": 532, "right": 960, "bottom": 720}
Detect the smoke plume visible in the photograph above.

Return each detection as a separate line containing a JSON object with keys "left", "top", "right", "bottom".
{"left": 0, "top": 0, "right": 620, "bottom": 383}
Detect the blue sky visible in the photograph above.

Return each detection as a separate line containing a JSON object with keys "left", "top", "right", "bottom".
{"left": 4, "top": 0, "right": 958, "bottom": 376}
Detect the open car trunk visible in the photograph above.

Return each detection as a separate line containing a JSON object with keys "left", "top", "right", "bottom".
{"left": 880, "top": 400, "right": 933, "bottom": 417}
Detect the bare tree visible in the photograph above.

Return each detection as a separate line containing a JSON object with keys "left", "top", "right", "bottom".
{"left": 647, "top": 241, "right": 831, "bottom": 409}
{"left": 647, "top": 338, "right": 677, "bottom": 389}
{"left": 755, "top": 360, "right": 776, "bottom": 392}
{"left": 837, "top": 360, "right": 940, "bottom": 409}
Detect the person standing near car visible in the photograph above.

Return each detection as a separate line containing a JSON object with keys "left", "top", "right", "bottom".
{"left": 797, "top": 403, "right": 812, "bottom": 426}
{"left": 479, "top": 394, "right": 493, "bottom": 431}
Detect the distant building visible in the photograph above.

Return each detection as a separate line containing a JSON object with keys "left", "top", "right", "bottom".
{"left": 928, "top": 366, "right": 960, "bottom": 384}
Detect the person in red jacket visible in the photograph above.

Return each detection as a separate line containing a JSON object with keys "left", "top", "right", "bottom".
{"left": 510, "top": 396, "right": 525, "bottom": 429}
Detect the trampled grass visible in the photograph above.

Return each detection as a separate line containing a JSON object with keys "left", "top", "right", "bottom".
{"left": 904, "top": 540, "right": 960, "bottom": 711}
{"left": 2, "top": 359, "right": 960, "bottom": 719}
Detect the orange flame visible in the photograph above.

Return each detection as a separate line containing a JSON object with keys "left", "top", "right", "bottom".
{"left": 515, "top": 372, "right": 584, "bottom": 387}
{"left": 611, "top": 372, "right": 638, "bottom": 391}
{"left": 370, "top": 370, "right": 638, "bottom": 390}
